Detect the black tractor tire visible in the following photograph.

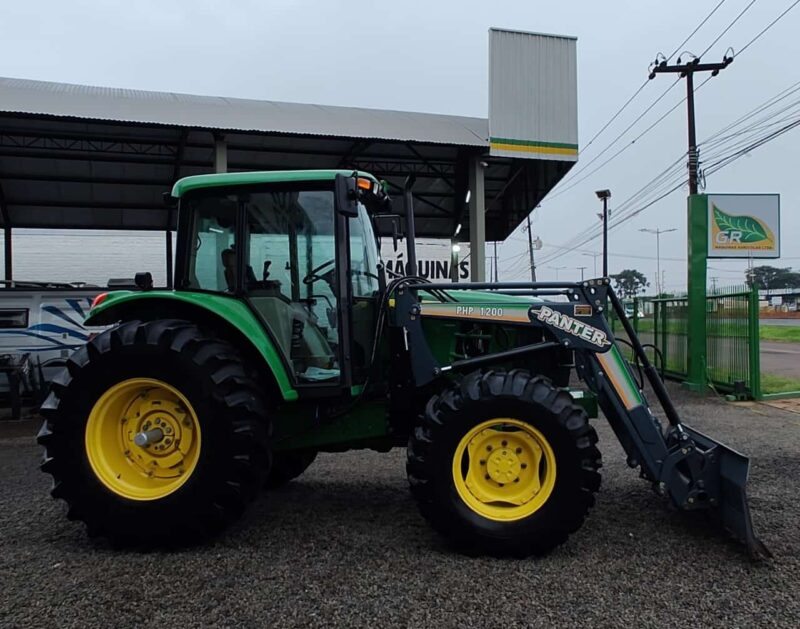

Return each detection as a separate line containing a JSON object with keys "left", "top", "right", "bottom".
{"left": 407, "top": 369, "right": 601, "bottom": 557}
{"left": 37, "top": 319, "right": 271, "bottom": 548}
{"left": 266, "top": 451, "right": 317, "bottom": 488}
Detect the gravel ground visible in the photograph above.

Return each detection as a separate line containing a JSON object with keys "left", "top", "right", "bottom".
{"left": 1, "top": 384, "right": 798, "bottom": 628}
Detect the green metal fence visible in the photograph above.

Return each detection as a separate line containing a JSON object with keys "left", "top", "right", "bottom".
{"left": 606, "top": 286, "right": 800, "bottom": 400}
{"left": 652, "top": 297, "right": 689, "bottom": 379}
{"left": 650, "top": 286, "right": 761, "bottom": 398}
{"left": 705, "top": 287, "right": 760, "bottom": 397}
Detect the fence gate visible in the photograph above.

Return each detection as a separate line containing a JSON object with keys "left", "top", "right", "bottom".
{"left": 651, "top": 286, "right": 760, "bottom": 398}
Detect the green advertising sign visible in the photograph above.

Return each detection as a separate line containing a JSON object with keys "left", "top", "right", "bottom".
{"left": 707, "top": 194, "right": 780, "bottom": 259}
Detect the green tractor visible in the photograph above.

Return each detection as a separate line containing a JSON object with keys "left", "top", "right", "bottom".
{"left": 38, "top": 170, "right": 767, "bottom": 557}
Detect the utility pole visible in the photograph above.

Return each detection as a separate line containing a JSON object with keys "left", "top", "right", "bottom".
{"left": 650, "top": 53, "right": 732, "bottom": 390}
{"left": 649, "top": 54, "right": 732, "bottom": 193}
{"left": 639, "top": 227, "right": 676, "bottom": 296}
{"left": 525, "top": 213, "right": 537, "bottom": 281}
{"left": 576, "top": 266, "right": 587, "bottom": 281}
{"left": 595, "top": 190, "right": 611, "bottom": 277}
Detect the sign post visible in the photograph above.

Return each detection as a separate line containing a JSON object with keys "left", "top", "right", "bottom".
{"left": 686, "top": 195, "right": 708, "bottom": 390}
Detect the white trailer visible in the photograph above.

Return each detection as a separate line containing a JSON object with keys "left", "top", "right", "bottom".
{"left": 0, "top": 283, "right": 102, "bottom": 393}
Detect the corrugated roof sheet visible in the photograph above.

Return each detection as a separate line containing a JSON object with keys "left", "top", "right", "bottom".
{"left": 0, "top": 76, "right": 488, "bottom": 146}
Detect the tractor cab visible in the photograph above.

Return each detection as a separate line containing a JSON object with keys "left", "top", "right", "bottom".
{"left": 173, "top": 171, "right": 387, "bottom": 391}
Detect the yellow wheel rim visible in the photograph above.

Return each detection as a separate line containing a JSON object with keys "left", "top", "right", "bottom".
{"left": 452, "top": 418, "right": 556, "bottom": 521}
{"left": 85, "top": 378, "right": 201, "bottom": 501}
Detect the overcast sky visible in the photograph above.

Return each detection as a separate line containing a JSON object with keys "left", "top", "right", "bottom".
{"left": 2, "top": 0, "right": 798, "bottom": 290}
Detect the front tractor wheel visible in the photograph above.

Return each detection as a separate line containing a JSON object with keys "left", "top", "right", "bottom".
{"left": 407, "top": 370, "right": 601, "bottom": 557}
{"left": 37, "top": 319, "right": 271, "bottom": 547}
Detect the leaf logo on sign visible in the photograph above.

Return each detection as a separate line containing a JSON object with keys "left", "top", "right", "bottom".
{"left": 712, "top": 204, "right": 775, "bottom": 249}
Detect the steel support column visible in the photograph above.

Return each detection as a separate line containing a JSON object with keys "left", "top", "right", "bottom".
{"left": 468, "top": 156, "right": 486, "bottom": 281}
{"left": 214, "top": 134, "right": 228, "bottom": 173}
{"left": 0, "top": 183, "right": 10, "bottom": 281}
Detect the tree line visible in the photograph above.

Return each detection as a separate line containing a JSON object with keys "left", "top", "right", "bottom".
{"left": 607, "top": 265, "right": 799, "bottom": 298}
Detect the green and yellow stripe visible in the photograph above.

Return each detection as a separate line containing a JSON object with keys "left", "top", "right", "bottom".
{"left": 490, "top": 137, "right": 578, "bottom": 157}
{"left": 596, "top": 347, "right": 643, "bottom": 410}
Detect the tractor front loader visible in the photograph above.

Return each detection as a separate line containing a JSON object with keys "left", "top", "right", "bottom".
{"left": 37, "top": 169, "right": 768, "bottom": 558}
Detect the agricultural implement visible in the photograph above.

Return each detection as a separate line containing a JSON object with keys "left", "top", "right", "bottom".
{"left": 38, "top": 170, "right": 768, "bottom": 557}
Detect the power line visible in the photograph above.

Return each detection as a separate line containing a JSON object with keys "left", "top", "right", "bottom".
{"left": 545, "top": 79, "right": 682, "bottom": 198}
{"left": 736, "top": 0, "right": 800, "bottom": 57}
{"left": 699, "top": 0, "right": 758, "bottom": 58}
{"left": 543, "top": 2, "right": 736, "bottom": 198}
{"left": 539, "top": 87, "right": 800, "bottom": 267}
{"left": 580, "top": 81, "right": 649, "bottom": 155}
{"left": 704, "top": 116, "right": 800, "bottom": 174}
{"left": 667, "top": 0, "right": 730, "bottom": 60}
{"left": 534, "top": 2, "right": 796, "bottom": 269}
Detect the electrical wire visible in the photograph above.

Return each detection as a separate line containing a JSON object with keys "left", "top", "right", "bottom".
{"left": 518, "top": 3, "right": 798, "bottom": 274}
{"left": 546, "top": 79, "right": 682, "bottom": 198}
{"left": 704, "top": 117, "right": 800, "bottom": 174}
{"left": 736, "top": 0, "right": 800, "bottom": 57}
{"left": 580, "top": 81, "right": 649, "bottom": 155}
{"left": 667, "top": 0, "right": 730, "bottom": 60}
{"left": 536, "top": 2, "right": 740, "bottom": 204}
{"left": 698, "top": 0, "right": 758, "bottom": 58}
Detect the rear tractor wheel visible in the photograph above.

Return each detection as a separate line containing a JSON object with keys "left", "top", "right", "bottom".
{"left": 37, "top": 319, "right": 271, "bottom": 547}
{"left": 407, "top": 370, "right": 601, "bottom": 557}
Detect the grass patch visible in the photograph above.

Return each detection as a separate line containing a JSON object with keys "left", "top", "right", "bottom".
{"left": 761, "top": 373, "right": 800, "bottom": 394}
{"left": 760, "top": 325, "right": 800, "bottom": 343}
{"left": 618, "top": 319, "right": 800, "bottom": 343}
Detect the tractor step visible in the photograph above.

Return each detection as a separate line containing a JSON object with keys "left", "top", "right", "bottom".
{"left": 564, "top": 388, "right": 598, "bottom": 419}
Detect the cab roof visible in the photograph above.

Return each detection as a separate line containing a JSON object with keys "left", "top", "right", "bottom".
{"left": 171, "top": 170, "right": 377, "bottom": 198}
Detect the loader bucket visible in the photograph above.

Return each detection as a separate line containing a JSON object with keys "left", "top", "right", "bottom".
{"left": 681, "top": 425, "right": 771, "bottom": 559}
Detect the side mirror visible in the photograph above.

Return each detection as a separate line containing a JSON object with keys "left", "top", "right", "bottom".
{"left": 334, "top": 174, "right": 358, "bottom": 217}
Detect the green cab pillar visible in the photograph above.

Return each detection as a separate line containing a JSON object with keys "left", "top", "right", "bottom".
{"left": 685, "top": 194, "right": 708, "bottom": 391}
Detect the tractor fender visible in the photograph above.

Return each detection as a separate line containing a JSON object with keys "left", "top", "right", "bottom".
{"left": 85, "top": 290, "right": 298, "bottom": 402}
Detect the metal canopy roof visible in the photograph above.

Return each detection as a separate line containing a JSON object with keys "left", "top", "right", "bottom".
{"left": 0, "top": 77, "right": 487, "bottom": 146}
{"left": 0, "top": 76, "right": 572, "bottom": 241}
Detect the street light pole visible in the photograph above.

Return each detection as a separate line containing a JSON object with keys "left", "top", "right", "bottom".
{"left": 547, "top": 265, "right": 566, "bottom": 280}
{"left": 576, "top": 266, "right": 587, "bottom": 281}
{"left": 582, "top": 252, "right": 600, "bottom": 277}
{"left": 639, "top": 227, "right": 676, "bottom": 296}
{"left": 595, "top": 190, "right": 611, "bottom": 277}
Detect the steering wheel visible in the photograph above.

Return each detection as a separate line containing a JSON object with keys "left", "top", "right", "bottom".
{"left": 303, "top": 259, "right": 335, "bottom": 285}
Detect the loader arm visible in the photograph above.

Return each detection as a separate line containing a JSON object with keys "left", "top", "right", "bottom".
{"left": 388, "top": 277, "right": 769, "bottom": 559}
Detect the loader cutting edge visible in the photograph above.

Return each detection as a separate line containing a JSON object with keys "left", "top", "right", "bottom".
{"left": 679, "top": 425, "right": 771, "bottom": 559}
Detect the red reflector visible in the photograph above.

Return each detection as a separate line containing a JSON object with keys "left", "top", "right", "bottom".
{"left": 91, "top": 293, "right": 109, "bottom": 309}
